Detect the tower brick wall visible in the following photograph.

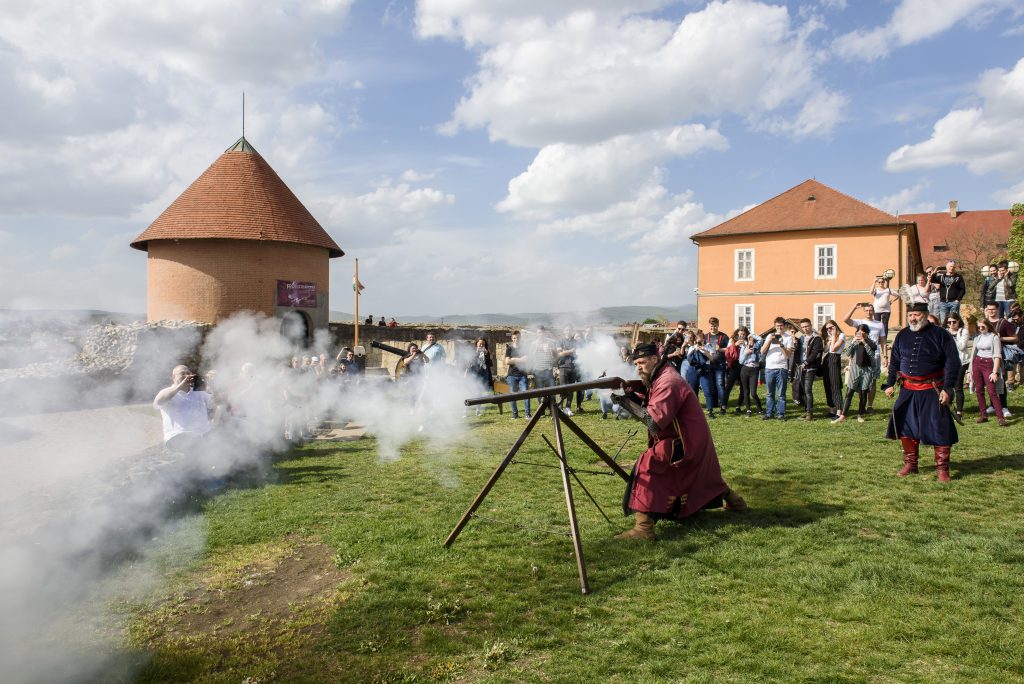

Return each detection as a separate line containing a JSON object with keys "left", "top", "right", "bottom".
{"left": 146, "top": 239, "right": 329, "bottom": 324}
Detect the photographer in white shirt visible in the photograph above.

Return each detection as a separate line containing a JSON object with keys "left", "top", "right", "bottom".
{"left": 154, "top": 365, "right": 215, "bottom": 454}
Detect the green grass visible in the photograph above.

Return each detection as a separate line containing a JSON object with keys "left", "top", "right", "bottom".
{"left": 123, "top": 392, "right": 1024, "bottom": 683}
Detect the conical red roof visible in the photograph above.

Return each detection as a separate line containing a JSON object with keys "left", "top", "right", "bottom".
{"left": 131, "top": 137, "right": 343, "bottom": 257}
{"left": 691, "top": 179, "right": 901, "bottom": 240}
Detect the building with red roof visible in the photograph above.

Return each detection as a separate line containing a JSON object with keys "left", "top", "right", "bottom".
{"left": 903, "top": 201, "right": 1012, "bottom": 270}
{"left": 131, "top": 137, "right": 343, "bottom": 336}
{"left": 692, "top": 180, "right": 922, "bottom": 332}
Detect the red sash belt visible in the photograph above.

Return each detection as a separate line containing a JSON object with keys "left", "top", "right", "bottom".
{"left": 899, "top": 371, "right": 942, "bottom": 391}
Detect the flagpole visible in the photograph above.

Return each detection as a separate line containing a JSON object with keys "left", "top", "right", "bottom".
{"left": 354, "top": 258, "right": 360, "bottom": 349}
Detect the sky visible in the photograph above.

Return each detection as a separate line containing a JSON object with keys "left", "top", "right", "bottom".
{"left": 1, "top": 0, "right": 1022, "bottom": 317}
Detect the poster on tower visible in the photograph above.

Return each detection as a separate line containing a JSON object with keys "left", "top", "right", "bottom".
{"left": 276, "top": 280, "right": 317, "bottom": 308}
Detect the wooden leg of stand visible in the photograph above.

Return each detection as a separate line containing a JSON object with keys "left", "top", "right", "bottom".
{"left": 558, "top": 410, "right": 630, "bottom": 482}
{"left": 551, "top": 400, "right": 590, "bottom": 594}
{"left": 444, "top": 402, "right": 548, "bottom": 547}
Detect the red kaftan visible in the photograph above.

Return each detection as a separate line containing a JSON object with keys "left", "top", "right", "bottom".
{"left": 627, "top": 365, "right": 728, "bottom": 518}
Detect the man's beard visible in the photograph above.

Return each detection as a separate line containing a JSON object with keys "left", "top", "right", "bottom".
{"left": 638, "top": 369, "right": 652, "bottom": 386}
{"left": 908, "top": 319, "right": 926, "bottom": 332}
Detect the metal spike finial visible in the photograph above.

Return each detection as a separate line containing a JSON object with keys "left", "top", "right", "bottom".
{"left": 242, "top": 91, "right": 245, "bottom": 140}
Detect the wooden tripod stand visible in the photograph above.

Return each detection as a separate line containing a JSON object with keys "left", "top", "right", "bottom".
{"left": 444, "top": 383, "right": 631, "bottom": 594}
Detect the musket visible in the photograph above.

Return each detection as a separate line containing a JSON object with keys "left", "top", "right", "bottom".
{"left": 370, "top": 340, "right": 408, "bottom": 357}
{"left": 464, "top": 377, "right": 626, "bottom": 406}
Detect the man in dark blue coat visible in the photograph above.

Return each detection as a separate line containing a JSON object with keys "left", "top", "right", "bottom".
{"left": 882, "top": 303, "right": 960, "bottom": 482}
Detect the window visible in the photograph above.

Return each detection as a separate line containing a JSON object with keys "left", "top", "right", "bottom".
{"left": 813, "top": 303, "right": 834, "bottom": 330}
{"left": 933, "top": 244, "right": 949, "bottom": 252}
{"left": 815, "top": 244, "right": 836, "bottom": 279}
{"left": 735, "top": 249, "right": 754, "bottom": 281}
{"left": 735, "top": 304, "right": 754, "bottom": 331}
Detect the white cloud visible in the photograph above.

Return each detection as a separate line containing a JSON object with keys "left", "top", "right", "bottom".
{"left": 869, "top": 183, "right": 938, "bottom": 215}
{"left": 324, "top": 178, "right": 455, "bottom": 246}
{"left": 497, "top": 125, "right": 728, "bottom": 218}
{"left": 48, "top": 244, "right": 78, "bottom": 261}
{"left": 0, "top": 0, "right": 355, "bottom": 217}
{"left": 422, "top": 0, "right": 842, "bottom": 146}
{"left": 885, "top": 58, "right": 1024, "bottom": 174}
{"left": 993, "top": 179, "right": 1024, "bottom": 206}
{"left": 0, "top": 225, "right": 147, "bottom": 311}
{"left": 401, "top": 168, "right": 438, "bottom": 182}
{"left": 416, "top": 0, "right": 675, "bottom": 46}
{"left": 754, "top": 89, "right": 849, "bottom": 140}
{"left": 343, "top": 222, "right": 696, "bottom": 315}
{"left": 536, "top": 177, "right": 743, "bottom": 249}
{"left": 833, "top": 0, "right": 1016, "bottom": 61}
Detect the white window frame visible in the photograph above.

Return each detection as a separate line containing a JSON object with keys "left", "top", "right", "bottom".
{"left": 734, "top": 248, "right": 754, "bottom": 282}
{"left": 814, "top": 244, "right": 837, "bottom": 279}
{"left": 735, "top": 303, "right": 754, "bottom": 331}
{"left": 813, "top": 303, "right": 835, "bottom": 330}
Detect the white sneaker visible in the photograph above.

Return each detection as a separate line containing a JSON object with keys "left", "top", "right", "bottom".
{"left": 1002, "top": 408, "right": 1012, "bottom": 418}
{"left": 564, "top": 408, "right": 574, "bottom": 416}
{"left": 986, "top": 406, "right": 996, "bottom": 415}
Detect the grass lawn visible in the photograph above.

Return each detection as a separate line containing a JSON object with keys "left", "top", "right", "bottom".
{"left": 123, "top": 390, "right": 1024, "bottom": 683}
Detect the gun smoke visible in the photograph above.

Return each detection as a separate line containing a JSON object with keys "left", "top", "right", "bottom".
{"left": 0, "top": 311, "right": 483, "bottom": 682}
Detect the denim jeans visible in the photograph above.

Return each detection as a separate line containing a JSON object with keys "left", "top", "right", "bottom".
{"left": 765, "top": 368, "right": 789, "bottom": 417}
{"left": 938, "top": 300, "right": 960, "bottom": 323}
{"left": 598, "top": 394, "right": 622, "bottom": 417}
{"left": 506, "top": 374, "right": 530, "bottom": 417}
{"left": 697, "top": 371, "right": 717, "bottom": 411}
{"left": 682, "top": 361, "right": 699, "bottom": 391}
{"left": 996, "top": 301, "right": 1013, "bottom": 319}
{"left": 710, "top": 366, "right": 727, "bottom": 410}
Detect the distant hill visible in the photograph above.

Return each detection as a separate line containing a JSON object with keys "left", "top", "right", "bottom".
{"left": 0, "top": 309, "right": 143, "bottom": 324}
{"left": 330, "top": 305, "right": 697, "bottom": 327}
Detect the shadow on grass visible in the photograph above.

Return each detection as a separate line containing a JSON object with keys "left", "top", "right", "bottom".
{"left": 277, "top": 464, "right": 350, "bottom": 485}
{"left": 952, "top": 452, "right": 1024, "bottom": 478}
{"left": 589, "top": 478, "right": 844, "bottom": 592}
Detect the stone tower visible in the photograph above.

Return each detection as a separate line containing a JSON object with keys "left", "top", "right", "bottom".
{"left": 131, "top": 137, "right": 343, "bottom": 339}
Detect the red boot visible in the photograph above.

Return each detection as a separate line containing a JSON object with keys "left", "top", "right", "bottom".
{"left": 934, "top": 446, "right": 951, "bottom": 483}
{"left": 898, "top": 437, "right": 920, "bottom": 477}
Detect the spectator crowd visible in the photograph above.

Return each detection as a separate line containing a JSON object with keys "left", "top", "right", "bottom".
{"left": 155, "top": 259, "right": 1021, "bottom": 456}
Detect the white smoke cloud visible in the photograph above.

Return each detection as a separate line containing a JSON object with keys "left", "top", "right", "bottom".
{"left": 0, "top": 310, "right": 481, "bottom": 681}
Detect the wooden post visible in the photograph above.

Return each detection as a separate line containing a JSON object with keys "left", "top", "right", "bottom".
{"left": 354, "top": 258, "right": 360, "bottom": 349}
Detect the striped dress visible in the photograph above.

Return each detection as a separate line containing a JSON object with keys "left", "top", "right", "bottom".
{"left": 822, "top": 332, "right": 845, "bottom": 412}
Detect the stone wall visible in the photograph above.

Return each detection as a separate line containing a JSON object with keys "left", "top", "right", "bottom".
{"left": 328, "top": 323, "right": 519, "bottom": 375}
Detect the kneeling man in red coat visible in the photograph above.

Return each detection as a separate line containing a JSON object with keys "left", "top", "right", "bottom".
{"left": 617, "top": 343, "right": 747, "bottom": 541}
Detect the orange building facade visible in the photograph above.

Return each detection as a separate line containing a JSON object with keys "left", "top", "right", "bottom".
{"left": 692, "top": 180, "right": 922, "bottom": 334}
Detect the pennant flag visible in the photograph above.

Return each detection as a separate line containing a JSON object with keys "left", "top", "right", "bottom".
{"left": 353, "top": 275, "right": 365, "bottom": 293}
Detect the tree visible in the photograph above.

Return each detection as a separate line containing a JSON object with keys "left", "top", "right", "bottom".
{"left": 1009, "top": 203, "right": 1024, "bottom": 269}
{"left": 945, "top": 231, "right": 1006, "bottom": 317}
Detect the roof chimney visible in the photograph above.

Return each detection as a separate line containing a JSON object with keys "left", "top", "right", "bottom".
{"left": 949, "top": 200, "right": 958, "bottom": 218}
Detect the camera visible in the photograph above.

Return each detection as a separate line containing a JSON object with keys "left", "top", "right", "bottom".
{"left": 192, "top": 374, "right": 207, "bottom": 391}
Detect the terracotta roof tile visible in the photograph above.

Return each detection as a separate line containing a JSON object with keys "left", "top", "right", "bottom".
{"left": 691, "top": 179, "right": 902, "bottom": 240}
{"left": 903, "top": 209, "right": 1011, "bottom": 267}
{"left": 131, "top": 138, "right": 343, "bottom": 258}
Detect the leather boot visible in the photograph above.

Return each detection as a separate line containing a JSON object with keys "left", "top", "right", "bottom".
{"left": 723, "top": 488, "right": 748, "bottom": 512}
{"left": 898, "top": 437, "right": 919, "bottom": 476}
{"left": 934, "top": 446, "right": 951, "bottom": 483}
{"left": 614, "top": 512, "right": 657, "bottom": 541}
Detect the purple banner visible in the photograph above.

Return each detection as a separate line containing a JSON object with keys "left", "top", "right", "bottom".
{"left": 276, "top": 280, "right": 317, "bottom": 308}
